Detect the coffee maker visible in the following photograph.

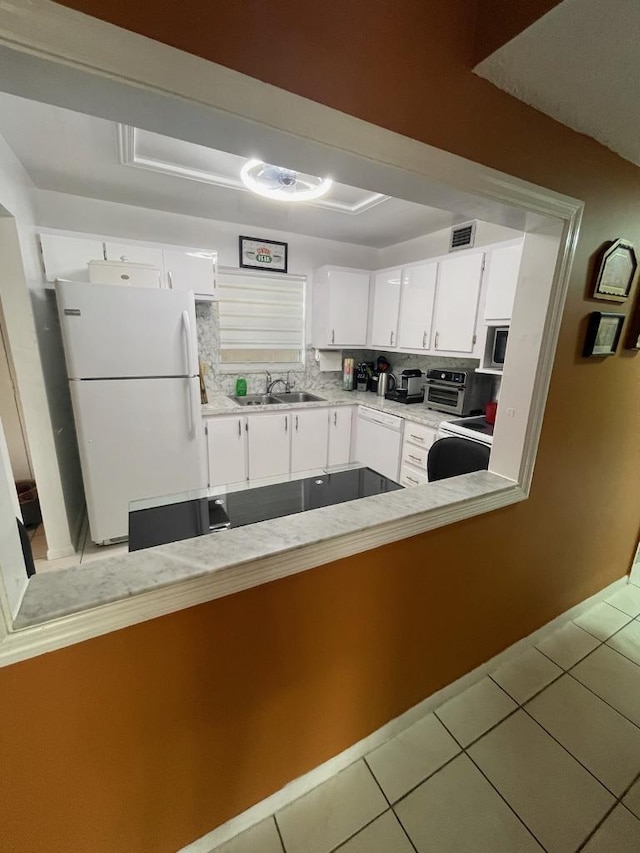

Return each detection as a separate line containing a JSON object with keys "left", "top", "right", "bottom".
{"left": 385, "top": 369, "right": 425, "bottom": 404}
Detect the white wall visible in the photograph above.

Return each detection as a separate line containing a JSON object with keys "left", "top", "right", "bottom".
{"left": 0, "top": 317, "right": 31, "bottom": 479}
{"left": 0, "top": 414, "right": 28, "bottom": 618}
{"left": 34, "top": 190, "right": 379, "bottom": 273}
{"left": 378, "top": 221, "right": 524, "bottom": 268}
{"left": 0, "top": 135, "right": 80, "bottom": 559}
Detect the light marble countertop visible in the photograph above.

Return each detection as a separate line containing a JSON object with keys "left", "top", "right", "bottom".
{"left": 14, "top": 471, "right": 514, "bottom": 630}
{"left": 201, "top": 388, "right": 455, "bottom": 430}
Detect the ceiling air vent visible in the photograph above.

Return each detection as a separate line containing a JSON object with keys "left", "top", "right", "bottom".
{"left": 449, "top": 221, "right": 477, "bottom": 252}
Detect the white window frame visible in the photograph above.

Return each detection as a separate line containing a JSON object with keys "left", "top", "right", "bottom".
{"left": 0, "top": 1, "right": 583, "bottom": 667}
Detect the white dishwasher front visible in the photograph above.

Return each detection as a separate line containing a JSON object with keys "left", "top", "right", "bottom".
{"left": 355, "top": 407, "right": 404, "bottom": 482}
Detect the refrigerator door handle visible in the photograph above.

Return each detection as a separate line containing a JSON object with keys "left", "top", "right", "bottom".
{"left": 182, "top": 310, "right": 196, "bottom": 376}
{"left": 187, "top": 377, "right": 199, "bottom": 440}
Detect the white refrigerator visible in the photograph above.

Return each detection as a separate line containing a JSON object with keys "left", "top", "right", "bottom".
{"left": 56, "top": 280, "right": 206, "bottom": 545}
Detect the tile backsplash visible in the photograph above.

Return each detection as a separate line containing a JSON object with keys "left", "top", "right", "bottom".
{"left": 197, "top": 302, "right": 484, "bottom": 398}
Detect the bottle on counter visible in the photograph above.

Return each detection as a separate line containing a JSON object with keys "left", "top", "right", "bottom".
{"left": 342, "top": 358, "right": 354, "bottom": 391}
{"left": 235, "top": 376, "right": 247, "bottom": 396}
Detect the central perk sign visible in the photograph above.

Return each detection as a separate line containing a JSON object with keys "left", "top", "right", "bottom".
{"left": 239, "top": 236, "right": 288, "bottom": 273}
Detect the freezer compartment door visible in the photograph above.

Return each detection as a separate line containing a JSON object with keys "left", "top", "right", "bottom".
{"left": 56, "top": 281, "right": 198, "bottom": 378}
{"left": 71, "top": 377, "right": 206, "bottom": 544}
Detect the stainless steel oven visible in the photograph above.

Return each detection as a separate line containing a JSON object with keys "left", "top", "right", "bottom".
{"left": 424, "top": 369, "right": 493, "bottom": 416}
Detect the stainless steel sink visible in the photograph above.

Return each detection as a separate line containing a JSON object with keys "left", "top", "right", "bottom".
{"left": 228, "top": 394, "right": 282, "bottom": 406}
{"left": 273, "top": 392, "right": 326, "bottom": 403}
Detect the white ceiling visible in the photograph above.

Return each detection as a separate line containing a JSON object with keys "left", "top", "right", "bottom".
{"left": 476, "top": 0, "right": 640, "bottom": 166}
{"left": 0, "top": 92, "right": 464, "bottom": 248}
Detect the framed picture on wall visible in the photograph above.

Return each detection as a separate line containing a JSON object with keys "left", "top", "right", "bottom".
{"left": 582, "top": 312, "right": 625, "bottom": 357}
{"left": 592, "top": 238, "right": 637, "bottom": 302}
{"left": 625, "top": 291, "right": 640, "bottom": 350}
{"left": 239, "top": 236, "right": 288, "bottom": 273}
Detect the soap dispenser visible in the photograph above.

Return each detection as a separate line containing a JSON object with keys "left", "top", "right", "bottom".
{"left": 235, "top": 376, "right": 247, "bottom": 397}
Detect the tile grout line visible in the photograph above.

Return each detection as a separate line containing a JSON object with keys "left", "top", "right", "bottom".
{"left": 575, "top": 770, "right": 640, "bottom": 851}
{"left": 519, "top": 703, "right": 621, "bottom": 800}
{"left": 431, "top": 712, "right": 549, "bottom": 852}
{"left": 272, "top": 814, "right": 287, "bottom": 853}
{"left": 362, "top": 756, "right": 419, "bottom": 853}
{"left": 385, "top": 750, "right": 462, "bottom": 811}
{"left": 487, "top": 669, "right": 564, "bottom": 709}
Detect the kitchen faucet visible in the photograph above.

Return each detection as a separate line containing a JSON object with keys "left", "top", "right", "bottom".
{"left": 266, "top": 371, "right": 293, "bottom": 394}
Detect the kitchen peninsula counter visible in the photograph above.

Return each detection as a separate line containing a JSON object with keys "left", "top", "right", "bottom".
{"left": 14, "top": 470, "right": 514, "bottom": 630}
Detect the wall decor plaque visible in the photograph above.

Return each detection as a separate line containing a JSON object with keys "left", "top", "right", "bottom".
{"left": 592, "top": 239, "right": 637, "bottom": 302}
{"left": 582, "top": 311, "right": 625, "bottom": 357}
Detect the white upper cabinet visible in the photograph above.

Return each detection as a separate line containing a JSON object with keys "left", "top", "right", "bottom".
{"left": 483, "top": 243, "right": 523, "bottom": 322}
{"left": 397, "top": 262, "right": 438, "bottom": 350}
{"left": 39, "top": 233, "right": 105, "bottom": 282}
{"left": 290, "top": 408, "right": 329, "bottom": 473}
{"left": 370, "top": 269, "right": 402, "bottom": 348}
{"left": 163, "top": 248, "right": 217, "bottom": 298}
{"left": 432, "top": 252, "right": 484, "bottom": 353}
{"left": 312, "top": 267, "right": 370, "bottom": 347}
{"left": 88, "top": 259, "right": 161, "bottom": 288}
{"left": 104, "top": 241, "right": 165, "bottom": 273}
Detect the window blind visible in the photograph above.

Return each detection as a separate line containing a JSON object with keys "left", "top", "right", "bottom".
{"left": 217, "top": 270, "right": 305, "bottom": 362}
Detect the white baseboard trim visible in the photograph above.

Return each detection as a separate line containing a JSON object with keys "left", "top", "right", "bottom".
{"left": 45, "top": 543, "right": 76, "bottom": 560}
{"left": 179, "top": 574, "right": 629, "bottom": 853}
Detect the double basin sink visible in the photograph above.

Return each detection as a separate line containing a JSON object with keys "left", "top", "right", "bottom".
{"left": 229, "top": 391, "right": 326, "bottom": 407}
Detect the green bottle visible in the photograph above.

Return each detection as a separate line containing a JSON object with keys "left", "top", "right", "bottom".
{"left": 235, "top": 376, "right": 247, "bottom": 396}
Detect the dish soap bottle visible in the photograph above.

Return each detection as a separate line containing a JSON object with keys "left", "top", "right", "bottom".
{"left": 235, "top": 376, "right": 247, "bottom": 397}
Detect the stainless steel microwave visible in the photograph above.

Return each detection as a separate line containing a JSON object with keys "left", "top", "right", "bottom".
{"left": 491, "top": 327, "right": 509, "bottom": 367}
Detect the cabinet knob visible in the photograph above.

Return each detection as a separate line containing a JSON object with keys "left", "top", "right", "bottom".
{"left": 295, "top": 415, "right": 299, "bottom": 431}
{"left": 331, "top": 329, "right": 335, "bottom": 344}
{"left": 435, "top": 331, "right": 439, "bottom": 349}
{"left": 333, "top": 412, "right": 337, "bottom": 426}
{"left": 390, "top": 331, "right": 394, "bottom": 346}
{"left": 422, "top": 331, "right": 427, "bottom": 348}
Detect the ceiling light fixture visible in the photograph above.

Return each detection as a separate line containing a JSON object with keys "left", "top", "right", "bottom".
{"left": 240, "top": 159, "right": 332, "bottom": 202}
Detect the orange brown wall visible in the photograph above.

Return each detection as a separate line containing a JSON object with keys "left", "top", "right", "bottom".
{"left": 2, "top": 2, "right": 640, "bottom": 851}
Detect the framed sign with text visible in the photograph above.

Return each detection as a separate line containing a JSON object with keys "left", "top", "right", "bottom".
{"left": 239, "top": 236, "right": 288, "bottom": 273}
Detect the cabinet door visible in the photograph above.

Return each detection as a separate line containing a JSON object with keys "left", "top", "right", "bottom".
{"left": 291, "top": 408, "right": 329, "bottom": 473}
{"left": 163, "top": 249, "right": 217, "bottom": 297}
{"left": 247, "top": 412, "right": 290, "bottom": 480}
{"left": 105, "top": 241, "right": 165, "bottom": 272}
{"left": 433, "top": 253, "right": 484, "bottom": 353}
{"left": 370, "top": 269, "right": 402, "bottom": 348}
{"left": 39, "top": 233, "right": 105, "bottom": 282}
{"left": 327, "top": 270, "right": 370, "bottom": 346}
{"left": 327, "top": 407, "right": 353, "bottom": 467}
{"left": 206, "top": 416, "right": 246, "bottom": 487}
{"left": 88, "top": 260, "right": 161, "bottom": 288}
{"left": 484, "top": 244, "right": 522, "bottom": 321}
{"left": 397, "top": 262, "right": 438, "bottom": 350}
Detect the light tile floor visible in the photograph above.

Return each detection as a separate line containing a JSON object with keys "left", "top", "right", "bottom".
{"left": 212, "top": 579, "right": 640, "bottom": 853}
{"left": 32, "top": 519, "right": 127, "bottom": 573}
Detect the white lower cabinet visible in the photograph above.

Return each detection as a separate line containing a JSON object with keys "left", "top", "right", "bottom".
{"left": 247, "top": 411, "right": 291, "bottom": 480}
{"left": 328, "top": 406, "right": 354, "bottom": 467}
{"left": 291, "top": 408, "right": 329, "bottom": 473}
{"left": 206, "top": 415, "right": 247, "bottom": 487}
{"left": 400, "top": 421, "right": 438, "bottom": 487}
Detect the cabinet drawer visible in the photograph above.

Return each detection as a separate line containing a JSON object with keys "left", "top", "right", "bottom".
{"left": 404, "top": 422, "right": 437, "bottom": 449}
{"left": 402, "top": 443, "right": 428, "bottom": 470}
{"left": 400, "top": 465, "right": 428, "bottom": 487}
